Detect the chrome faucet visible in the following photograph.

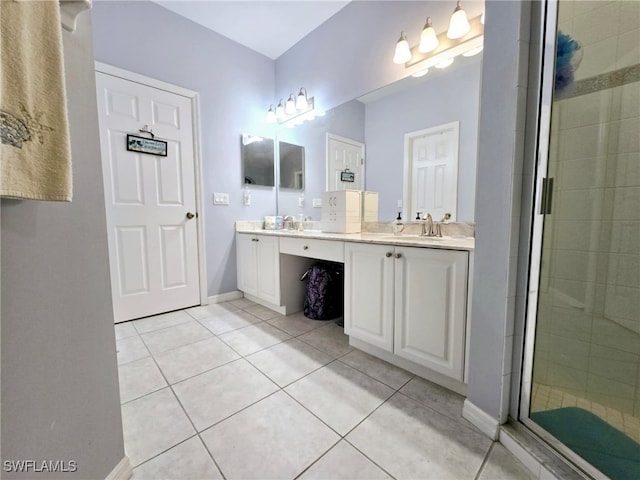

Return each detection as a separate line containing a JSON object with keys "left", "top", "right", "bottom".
{"left": 419, "top": 213, "right": 434, "bottom": 237}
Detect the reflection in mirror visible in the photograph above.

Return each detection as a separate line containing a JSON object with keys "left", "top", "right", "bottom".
{"left": 275, "top": 53, "right": 482, "bottom": 223}
{"left": 242, "top": 133, "right": 274, "bottom": 187}
{"left": 278, "top": 141, "right": 305, "bottom": 190}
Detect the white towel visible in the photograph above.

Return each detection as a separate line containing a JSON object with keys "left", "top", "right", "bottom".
{"left": 0, "top": 0, "right": 72, "bottom": 201}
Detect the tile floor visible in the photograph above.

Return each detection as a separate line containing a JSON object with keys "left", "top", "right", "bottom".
{"left": 115, "top": 298, "right": 534, "bottom": 480}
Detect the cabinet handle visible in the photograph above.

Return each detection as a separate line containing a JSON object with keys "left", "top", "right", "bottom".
{"left": 303, "top": 245, "right": 309, "bottom": 250}
{"left": 395, "top": 253, "right": 402, "bottom": 259}
{"left": 252, "top": 238, "right": 259, "bottom": 242}
{"left": 385, "top": 252, "right": 392, "bottom": 257}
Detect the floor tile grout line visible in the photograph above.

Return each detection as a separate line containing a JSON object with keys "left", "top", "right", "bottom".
{"left": 341, "top": 437, "right": 399, "bottom": 480}
{"left": 196, "top": 434, "right": 228, "bottom": 480}
{"left": 126, "top": 432, "right": 200, "bottom": 472}
{"left": 473, "top": 439, "right": 496, "bottom": 480}
{"left": 292, "top": 438, "right": 343, "bottom": 480}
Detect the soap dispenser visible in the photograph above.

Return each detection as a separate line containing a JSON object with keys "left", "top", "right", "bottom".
{"left": 392, "top": 212, "right": 405, "bottom": 235}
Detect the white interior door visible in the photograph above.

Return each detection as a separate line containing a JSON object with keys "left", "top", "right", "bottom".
{"left": 326, "top": 134, "right": 365, "bottom": 191}
{"left": 404, "top": 122, "right": 459, "bottom": 221}
{"left": 96, "top": 71, "right": 200, "bottom": 323}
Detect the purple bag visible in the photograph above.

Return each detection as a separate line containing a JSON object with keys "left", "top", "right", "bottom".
{"left": 301, "top": 262, "right": 343, "bottom": 320}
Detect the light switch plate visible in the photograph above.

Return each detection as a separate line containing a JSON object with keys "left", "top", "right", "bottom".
{"left": 397, "top": 199, "right": 403, "bottom": 208}
{"left": 313, "top": 198, "right": 322, "bottom": 208}
{"left": 213, "top": 192, "right": 229, "bottom": 205}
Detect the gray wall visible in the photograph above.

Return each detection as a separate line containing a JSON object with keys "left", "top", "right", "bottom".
{"left": 91, "top": 1, "right": 276, "bottom": 297}
{"left": 364, "top": 60, "right": 481, "bottom": 222}
{"left": 1, "top": 11, "right": 125, "bottom": 479}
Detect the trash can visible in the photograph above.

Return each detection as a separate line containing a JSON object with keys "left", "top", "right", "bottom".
{"left": 300, "top": 261, "right": 344, "bottom": 322}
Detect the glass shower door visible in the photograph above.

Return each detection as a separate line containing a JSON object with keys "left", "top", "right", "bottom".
{"left": 524, "top": 1, "right": 640, "bottom": 478}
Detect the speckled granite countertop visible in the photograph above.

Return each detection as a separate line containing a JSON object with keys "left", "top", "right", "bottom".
{"left": 235, "top": 221, "right": 474, "bottom": 251}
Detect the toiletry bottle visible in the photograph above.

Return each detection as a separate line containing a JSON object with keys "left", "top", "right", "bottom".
{"left": 393, "top": 212, "right": 405, "bottom": 235}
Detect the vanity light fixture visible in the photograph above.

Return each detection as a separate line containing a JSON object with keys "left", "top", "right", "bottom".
{"left": 266, "top": 87, "right": 321, "bottom": 127}
{"left": 411, "top": 68, "right": 430, "bottom": 78}
{"left": 392, "top": 3, "right": 484, "bottom": 76}
{"left": 393, "top": 31, "right": 412, "bottom": 64}
{"left": 447, "top": 1, "right": 471, "bottom": 39}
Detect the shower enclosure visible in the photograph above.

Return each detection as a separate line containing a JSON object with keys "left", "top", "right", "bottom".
{"left": 522, "top": 1, "right": 639, "bottom": 478}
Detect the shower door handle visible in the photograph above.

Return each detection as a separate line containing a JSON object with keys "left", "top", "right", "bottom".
{"left": 540, "top": 177, "right": 554, "bottom": 215}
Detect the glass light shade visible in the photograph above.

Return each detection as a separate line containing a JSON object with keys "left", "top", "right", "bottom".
{"left": 393, "top": 31, "right": 412, "bottom": 64}
{"left": 411, "top": 68, "right": 429, "bottom": 78}
{"left": 296, "top": 88, "right": 308, "bottom": 110}
{"left": 266, "top": 105, "right": 276, "bottom": 123}
{"left": 447, "top": 1, "right": 470, "bottom": 39}
{"left": 418, "top": 18, "right": 439, "bottom": 53}
{"left": 462, "top": 45, "right": 483, "bottom": 57}
{"left": 435, "top": 57, "right": 454, "bottom": 69}
{"left": 275, "top": 100, "right": 285, "bottom": 119}
{"left": 285, "top": 94, "right": 296, "bottom": 115}
{"left": 481, "top": 10, "right": 485, "bottom": 25}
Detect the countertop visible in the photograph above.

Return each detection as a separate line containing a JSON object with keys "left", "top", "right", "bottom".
{"left": 235, "top": 225, "right": 474, "bottom": 251}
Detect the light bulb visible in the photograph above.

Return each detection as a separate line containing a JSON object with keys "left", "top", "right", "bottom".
{"left": 411, "top": 68, "right": 429, "bottom": 78}
{"left": 296, "top": 88, "right": 308, "bottom": 110}
{"left": 275, "top": 100, "right": 285, "bottom": 119}
{"left": 462, "top": 45, "right": 483, "bottom": 57}
{"left": 435, "top": 57, "right": 454, "bottom": 69}
{"left": 393, "top": 31, "right": 412, "bottom": 64}
{"left": 266, "top": 105, "right": 276, "bottom": 123}
{"left": 418, "top": 17, "right": 439, "bottom": 53}
{"left": 285, "top": 94, "right": 296, "bottom": 115}
{"left": 447, "top": 1, "right": 470, "bottom": 39}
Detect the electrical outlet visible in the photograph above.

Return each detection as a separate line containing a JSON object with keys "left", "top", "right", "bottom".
{"left": 397, "top": 199, "right": 403, "bottom": 208}
{"left": 213, "top": 192, "right": 229, "bottom": 205}
{"left": 313, "top": 198, "right": 322, "bottom": 208}
{"left": 298, "top": 196, "right": 305, "bottom": 207}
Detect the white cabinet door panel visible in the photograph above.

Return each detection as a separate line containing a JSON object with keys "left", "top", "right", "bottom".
{"left": 394, "top": 247, "right": 468, "bottom": 380}
{"left": 256, "top": 236, "right": 280, "bottom": 305}
{"left": 345, "top": 243, "right": 394, "bottom": 352}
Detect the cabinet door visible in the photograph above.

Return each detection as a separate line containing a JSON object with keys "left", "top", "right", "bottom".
{"left": 394, "top": 247, "right": 468, "bottom": 380}
{"left": 345, "top": 242, "right": 394, "bottom": 352}
{"left": 236, "top": 234, "right": 258, "bottom": 296}
{"left": 256, "top": 235, "right": 280, "bottom": 305}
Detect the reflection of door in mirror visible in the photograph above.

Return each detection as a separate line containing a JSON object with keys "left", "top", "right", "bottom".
{"left": 242, "top": 134, "right": 274, "bottom": 187}
{"left": 278, "top": 141, "right": 304, "bottom": 190}
{"left": 326, "top": 133, "right": 365, "bottom": 191}
{"left": 403, "top": 122, "right": 459, "bottom": 221}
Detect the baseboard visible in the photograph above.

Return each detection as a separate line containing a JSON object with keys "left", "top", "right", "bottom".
{"left": 242, "top": 293, "right": 287, "bottom": 315}
{"left": 105, "top": 456, "right": 132, "bottom": 480}
{"left": 208, "top": 290, "right": 243, "bottom": 304}
{"left": 462, "top": 399, "right": 500, "bottom": 440}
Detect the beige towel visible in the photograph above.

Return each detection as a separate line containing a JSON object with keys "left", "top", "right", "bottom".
{"left": 0, "top": 0, "right": 72, "bottom": 201}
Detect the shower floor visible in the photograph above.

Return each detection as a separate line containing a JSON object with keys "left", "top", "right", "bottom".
{"left": 531, "top": 382, "right": 640, "bottom": 443}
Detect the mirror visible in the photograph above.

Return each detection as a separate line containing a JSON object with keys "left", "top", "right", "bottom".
{"left": 242, "top": 133, "right": 274, "bottom": 187}
{"left": 275, "top": 52, "right": 482, "bottom": 223}
{"left": 279, "top": 141, "right": 305, "bottom": 190}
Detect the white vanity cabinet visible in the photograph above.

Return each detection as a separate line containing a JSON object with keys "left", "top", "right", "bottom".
{"left": 236, "top": 233, "right": 280, "bottom": 305}
{"left": 344, "top": 242, "right": 468, "bottom": 381}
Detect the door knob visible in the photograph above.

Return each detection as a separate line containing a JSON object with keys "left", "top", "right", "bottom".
{"left": 186, "top": 212, "right": 196, "bottom": 219}
{"left": 395, "top": 253, "right": 402, "bottom": 259}
{"left": 385, "top": 252, "right": 393, "bottom": 257}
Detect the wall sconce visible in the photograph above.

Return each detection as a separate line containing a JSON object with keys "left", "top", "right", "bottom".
{"left": 392, "top": 2, "right": 484, "bottom": 75}
{"left": 267, "top": 87, "right": 323, "bottom": 127}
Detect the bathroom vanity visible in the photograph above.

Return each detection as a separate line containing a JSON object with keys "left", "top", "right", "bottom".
{"left": 235, "top": 223, "right": 474, "bottom": 394}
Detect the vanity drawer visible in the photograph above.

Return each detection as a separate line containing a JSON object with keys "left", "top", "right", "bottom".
{"left": 280, "top": 237, "right": 344, "bottom": 262}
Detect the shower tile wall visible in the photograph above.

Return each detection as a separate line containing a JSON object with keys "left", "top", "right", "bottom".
{"left": 534, "top": 0, "right": 640, "bottom": 417}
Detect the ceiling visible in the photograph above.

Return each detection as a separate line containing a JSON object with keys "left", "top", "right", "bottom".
{"left": 151, "top": 1, "right": 352, "bottom": 59}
